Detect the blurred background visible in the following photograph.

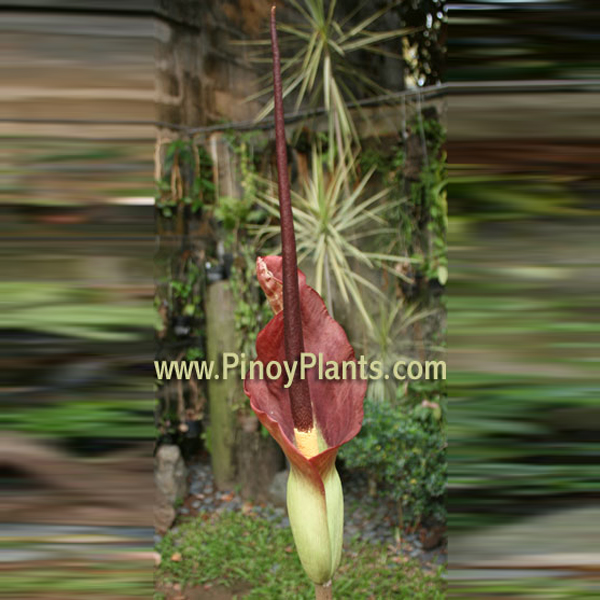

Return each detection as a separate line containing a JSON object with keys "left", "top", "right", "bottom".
{"left": 1, "top": 0, "right": 598, "bottom": 599}
{"left": 447, "top": 0, "right": 599, "bottom": 596}
{"left": 1, "top": 1, "right": 155, "bottom": 597}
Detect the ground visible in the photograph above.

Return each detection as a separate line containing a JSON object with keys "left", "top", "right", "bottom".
{"left": 154, "top": 453, "right": 447, "bottom": 599}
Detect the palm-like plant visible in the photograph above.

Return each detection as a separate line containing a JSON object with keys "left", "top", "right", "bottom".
{"left": 254, "top": 148, "right": 413, "bottom": 328}
{"left": 366, "top": 298, "right": 438, "bottom": 403}
{"left": 250, "top": 0, "right": 408, "bottom": 163}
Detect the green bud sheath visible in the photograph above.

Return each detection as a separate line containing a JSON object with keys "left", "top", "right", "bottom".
{"left": 287, "top": 464, "right": 344, "bottom": 585}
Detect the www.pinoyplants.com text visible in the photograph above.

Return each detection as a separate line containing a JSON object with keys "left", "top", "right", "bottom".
{"left": 155, "top": 353, "right": 446, "bottom": 387}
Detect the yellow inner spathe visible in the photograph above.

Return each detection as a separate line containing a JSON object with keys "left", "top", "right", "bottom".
{"left": 294, "top": 427, "right": 320, "bottom": 459}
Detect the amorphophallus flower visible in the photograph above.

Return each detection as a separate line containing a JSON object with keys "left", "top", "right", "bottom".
{"left": 245, "top": 257, "right": 366, "bottom": 586}
{"left": 243, "top": 7, "right": 367, "bottom": 599}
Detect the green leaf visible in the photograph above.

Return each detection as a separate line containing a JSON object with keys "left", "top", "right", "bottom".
{"left": 437, "top": 265, "right": 448, "bottom": 285}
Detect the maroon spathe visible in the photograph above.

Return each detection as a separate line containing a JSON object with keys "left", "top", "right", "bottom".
{"left": 245, "top": 8, "right": 366, "bottom": 493}
{"left": 244, "top": 257, "right": 366, "bottom": 493}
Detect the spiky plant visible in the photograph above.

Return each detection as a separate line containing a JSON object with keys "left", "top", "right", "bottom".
{"left": 254, "top": 147, "right": 414, "bottom": 328}
{"left": 365, "top": 298, "right": 438, "bottom": 403}
{"left": 249, "top": 0, "right": 408, "bottom": 164}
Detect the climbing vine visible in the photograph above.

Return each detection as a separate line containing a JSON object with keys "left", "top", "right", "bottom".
{"left": 360, "top": 113, "right": 447, "bottom": 296}
{"left": 156, "top": 138, "right": 215, "bottom": 220}
{"left": 155, "top": 138, "right": 217, "bottom": 439}
{"left": 408, "top": 116, "right": 447, "bottom": 286}
{"left": 215, "top": 133, "right": 272, "bottom": 362}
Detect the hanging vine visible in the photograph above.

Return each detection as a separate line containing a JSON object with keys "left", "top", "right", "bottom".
{"left": 215, "top": 133, "right": 272, "bottom": 400}
{"left": 155, "top": 137, "right": 217, "bottom": 439}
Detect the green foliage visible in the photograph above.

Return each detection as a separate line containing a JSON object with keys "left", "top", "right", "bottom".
{"left": 359, "top": 116, "right": 448, "bottom": 287}
{"left": 215, "top": 194, "right": 257, "bottom": 232}
{"left": 168, "top": 258, "right": 203, "bottom": 321}
{"left": 156, "top": 139, "right": 215, "bottom": 218}
{"left": 256, "top": 148, "right": 412, "bottom": 326}
{"left": 340, "top": 392, "right": 446, "bottom": 526}
{"left": 359, "top": 145, "right": 405, "bottom": 181}
{"left": 229, "top": 244, "right": 272, "bottom": 361}
{"left": 413, "top": 118, "right": 447, "bottom": 283}
{"left": 252, "top": 0, "right": 408, "bottom": 163}
{"left": 156, "top": 509, "right": 445, "bottom": 598}
{"left": 365, "top": 299, "right": 438, "bottom": 402}
{"left": 215, "top": 135, "right": 272, "bottom": 367}
{"left": 215, "top": 136, "right": 268, "bottom": 236}
{"left": 386, "top": 115, "right": 447, "bottom": 286}
{"left": 155, "top": 137, "right": 213, "bottom": 435}
{"left": 185, "top": 346, "right": 204, "bottom": 361}
{"left": 403, "top": 378, "right": 446, "bottom": 409}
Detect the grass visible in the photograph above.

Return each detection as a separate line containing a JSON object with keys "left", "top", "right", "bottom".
{"left": 156, "top": 510, "right": 445, "bottom": 599}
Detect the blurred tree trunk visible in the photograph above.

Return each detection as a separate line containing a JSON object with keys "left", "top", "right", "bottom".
{"left": 205, "top": 280, "right": 238, "bottom": 488}
{"left": 205, "top": 277, "right": 282, "bottom": 497}
{"left": 207, "top": 134, "right": 283, "bottom": 497}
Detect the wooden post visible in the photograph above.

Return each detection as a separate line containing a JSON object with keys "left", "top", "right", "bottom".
{"left": 205, "top": 279, "right": 238, "bottom": 489}
{"left": 206, "top": 131, "right": 283, "bottom": 498}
